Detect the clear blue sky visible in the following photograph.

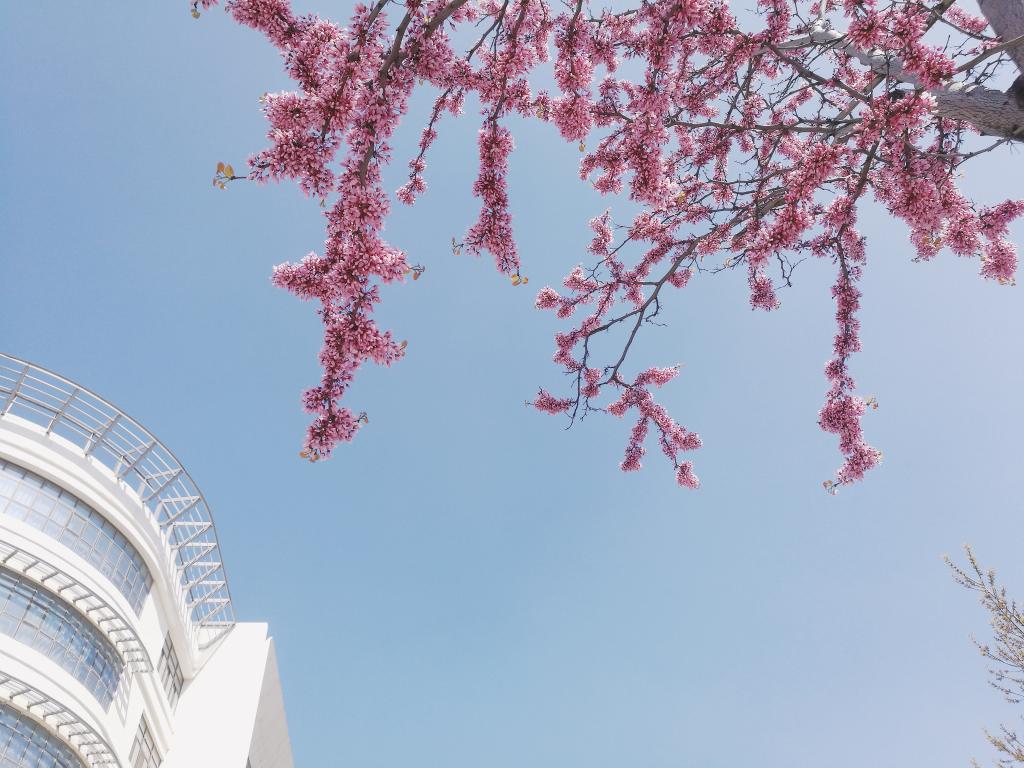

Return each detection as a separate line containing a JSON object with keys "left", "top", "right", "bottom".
{"left": 3, "top": 3, "right": 1024, "bottom": 766}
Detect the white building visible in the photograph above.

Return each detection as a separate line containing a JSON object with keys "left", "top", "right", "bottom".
{"left": 0, "top": 353, "right": 294, "bottom": 768}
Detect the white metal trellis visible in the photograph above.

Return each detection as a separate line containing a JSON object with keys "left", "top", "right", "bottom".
{"left": 0, "top": 353, "right": 236, "bottom": 649}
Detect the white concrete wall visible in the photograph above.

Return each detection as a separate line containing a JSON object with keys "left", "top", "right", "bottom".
{"left": 248, "top": 641, "right": 296, "bottom": 768}
{"left": 163, "top": 624, "right": 294, "bottom": 768}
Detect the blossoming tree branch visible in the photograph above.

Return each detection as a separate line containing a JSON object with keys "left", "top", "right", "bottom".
{"left": 196, "top": 0, "right": 1024, "bottom": 490}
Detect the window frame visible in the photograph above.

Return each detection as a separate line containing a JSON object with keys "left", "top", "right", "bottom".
{"left": 157, "top": 633, "right": 184, "bottom": 709}
{"left": 128, "top": 714, "right": 162, "bottom": 768}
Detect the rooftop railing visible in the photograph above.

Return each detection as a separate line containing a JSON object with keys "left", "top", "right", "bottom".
{"left": 0, "top": 353, "right": 235, "bottom": 649}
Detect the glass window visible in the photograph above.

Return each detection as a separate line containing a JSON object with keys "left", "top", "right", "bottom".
{"left": 157, "top": 634, "right": 184, "bottom": 709}
{"left": 0, "top": 701, "right": 84, "bottom": 768}
{"left": 0, "top": 460, "right": 153, "bottom": 613}
{"left": 0, "top": 569, "right": 123, "bottom": 709}
{"left": 129, "top": 715, "right": 161, "bottom": 768}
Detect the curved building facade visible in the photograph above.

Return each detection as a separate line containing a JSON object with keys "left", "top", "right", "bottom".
{"left": 0, "top": 353, "right": 294, "bottom": 768}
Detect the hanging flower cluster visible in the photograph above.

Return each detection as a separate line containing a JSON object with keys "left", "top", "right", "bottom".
{"left": 194, "top": 0, "right": 1024, "bottom": 489}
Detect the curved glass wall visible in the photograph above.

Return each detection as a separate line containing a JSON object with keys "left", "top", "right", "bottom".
{"left": 0, "top": 569, "right": 123, "bottom": 708}
{"left": 0, "top": 700, "right": 84, "bottom": 768}
{"left": 0, "top": 460, "right": 153, "bottom": 613}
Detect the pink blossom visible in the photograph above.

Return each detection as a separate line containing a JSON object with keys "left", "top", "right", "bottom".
{"left": 535, "top": 287, "right": 561, "bottom": 310}
{"left": 675, "top": 461, "right": 700, "bottom": 489}
{"left": 533, "top": 389, "right": 572, "bottom": 414}
{"left": 197, "top": 0, "right": 1023, "bottom": 486}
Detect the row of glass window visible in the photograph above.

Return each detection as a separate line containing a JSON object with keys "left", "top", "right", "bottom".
{"left": 0, "top": 460, "right": 153, "bottom": 613}
{"left": 0, "top": 700, "right": 83, "bottom": 768}
{"left": 0, "top": 622, "right": 180, "bottom": 767}
{"left": 0, "top": 460, "right": 189, "bottom": 715}
{"left": 0, "top": 699, "right": 171, "bottom": 768}
{"left": 129, "top": 715, "right": 161, "bottom": 768}
{"left": 157, "top": 634, "right": 184, "bottom": 709}
{"left": 0, "top": 569, "right": 123, "bottom": 709}
{"left": 0, "top": 459, "right": 189, "bottom": 765}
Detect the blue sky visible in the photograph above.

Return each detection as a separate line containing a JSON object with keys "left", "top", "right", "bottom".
{"left": 4, "top": 3, "right": 1024, "bottom": 766}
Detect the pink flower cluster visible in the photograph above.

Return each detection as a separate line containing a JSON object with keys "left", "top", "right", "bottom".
{"left": 465, "top": 125, "right": 519, "bottom": 273}
{"left": 199, "top": 0, "right": 1023, "bottom": 488}
{"left": 604, "top": 371, "right": 702, "bottom": 488}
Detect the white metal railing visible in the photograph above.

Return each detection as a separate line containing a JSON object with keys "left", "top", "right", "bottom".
{"left": 0, "top": 353, "right": 235, "bottom": 649}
